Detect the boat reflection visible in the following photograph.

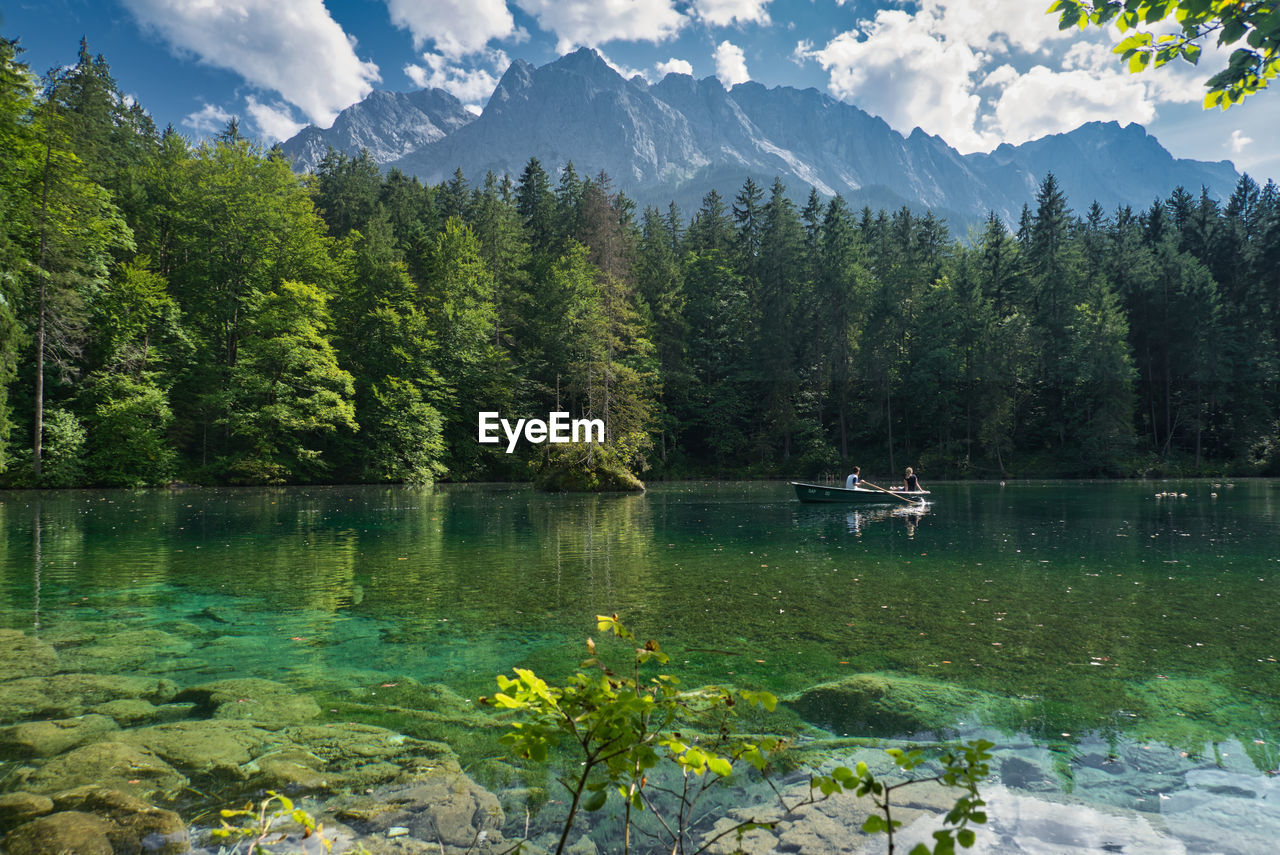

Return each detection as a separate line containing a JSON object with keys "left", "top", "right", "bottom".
{"left": 837, "top": 503, "right": 931, "bottom": 536}
{"left": 793, "top": 501, "right": 936, "bottom": 535}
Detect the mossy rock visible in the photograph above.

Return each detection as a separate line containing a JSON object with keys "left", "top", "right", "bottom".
{"left": 330, "top": 679, "right": 494, "bottom": 731}
{"left": 22, "top": 741, "right": 188, "bottom": 802}
{"left": 0, "top": 674, "right": 178, "bottom": 724}
{"left": 88, "top": 698, "right": 195, "bottom": 727}
{"left": 325, "top": 767, "right": 506, "bottom": 852}
{"left": 0, "top": 629, "right": 59, "bottom": 679}
{"left": 534, "top": 451, "right": 644, "bottom": 492}
{"left": 52, "top": 787, "right": 188, "bottom": 855}
{"left": 173, "top": 677, "right": 320, "bottom": 729}
{"left": 2, "top": 811, "right": 115, "bottom": 855}
{"left": 786, "top": 673, "right": 1020, "bottom": 737}
{"left": 0, "top": 792, "right": 54, "bottom": 834}
{"left": 116, "top": 720, "right": 281, "bottom": 780}
{"left": 0, "top": 713, "right": 119, "bottom": 758}
{"left": 55, "top": 629, "right": 194, "bottom": 674}
{"left": 246, "top": 750, "right": 335, "bottom": 794}
{"left": 280, "top": 721, "right": 418, "bottom": 766}
{"left": 1125, "top": 675, "right": 1253, "bottom": 750}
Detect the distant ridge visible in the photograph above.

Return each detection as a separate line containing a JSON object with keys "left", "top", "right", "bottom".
{"left": 281, "top": 88, "right": 475, "bottom": 172}
{"left": 283, "top": 48, "right": 1240, "bottom": 226}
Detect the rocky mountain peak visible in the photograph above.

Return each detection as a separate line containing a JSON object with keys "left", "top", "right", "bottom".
{"left": 282, "top": 51, "right": 1241, "bottom": 228}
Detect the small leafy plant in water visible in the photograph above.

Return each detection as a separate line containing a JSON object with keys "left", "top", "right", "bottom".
{"left": 211, "top": 791, "right": 369, "bottom": 854}
{"left": 485, "top": 614, "right": 993, "bottom": 855}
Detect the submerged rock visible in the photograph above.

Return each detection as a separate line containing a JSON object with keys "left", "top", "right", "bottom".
{"left": 249, "top": 752, "right": 335, "bottom": 793}
{"left": 327, "top": 767, "right": 506, "bottom": 854}
{"left": 21, "top": 741, "right": 188, "bottom": 802}
{"left": 282, "top": 722, "right": 416, "bottom": 764}
{"left": 117, "top": 720, "right": 281, "bottom": 781}
{"left": 0, "top": 674, "right": 178, "bottom": 724}
{"left": 1126, "top": 676, "right": 1254, "bottom": 751}
{"left": 2, "top": 810, "right": 115, "bottom": 855}
{"left": 174, "top": 677, "right": 321, "bottom": 729}
{"left": 0, "top": 629, "right": 59, "bottom": 679}
{"left": 0, "top": 713, "right": 119, "bottom": 758}
{"left": 56, "top": 629, "right": 195, "bottom": 674}
{"left": 786, "top": 673, "right": 1013, "bottom": 737}
{"left": 53, "top": 787, "right": 189, "bottom": 855}
{"left": 0, "top": 792, "right": 54, "bottom": 834}
{"left": 89, "top": 698, "right": 196, "bottom": 727}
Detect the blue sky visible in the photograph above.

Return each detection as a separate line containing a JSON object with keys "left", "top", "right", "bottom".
{"left": 4, "top": 0, "right": 1276, "bottom": 182}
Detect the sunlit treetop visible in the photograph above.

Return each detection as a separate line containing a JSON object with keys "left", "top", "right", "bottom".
{"left": 1048, "top": 0, "right": 1279, "bottom": 108}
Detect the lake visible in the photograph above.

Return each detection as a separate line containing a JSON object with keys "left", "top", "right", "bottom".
{"left": 2, "top": 480, "right": 1279, "bottom": 852}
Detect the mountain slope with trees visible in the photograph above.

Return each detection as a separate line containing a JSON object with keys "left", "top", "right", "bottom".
{"left": 3, "top": 36, "right": 1279, "bottom": 489}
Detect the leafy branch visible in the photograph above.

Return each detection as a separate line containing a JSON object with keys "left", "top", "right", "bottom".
{"left": 211, "top": 791, "right": 348, "bottom": 854}
{"left": 485, "top": 615, "right": 991, "bottom": 855}
{"left": 1047, "top": 0, "right": 1280, "bottom": 108}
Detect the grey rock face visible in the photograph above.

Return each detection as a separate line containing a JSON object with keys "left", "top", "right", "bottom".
{"left": 282, "top": 88, "right": 476, "bottom": 173}
{"left": 283, "top": 48, "right": 1241, "bottom": 227}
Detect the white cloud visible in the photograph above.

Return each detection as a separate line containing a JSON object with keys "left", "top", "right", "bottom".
{"left": 798, "top": 0, "right": 1229, "bottom": 153}
{"left": 656, "top": 57, "right": 694, "bottom": 77}
{"left": 183, "top": 102, "right": 233, "bottom": 136}
{"left": 1231, "top": 129, "right": 1253, "bottom": 153}
{"left": 801, "top": 10, "right": 993, "bottom": 150}
{"left": 992, "top": 65, "right": 1155, "bottom": 145}
{"left": 121, "top": 0, "right": 379, "bottom": 127}
{"left": 384, "top": 0, "right": 515, "bottom": 58}
{"left": 713, "top": 40, "right": 750, "bottom": 87}
{"left": 245, "top": 96, "right": 306, "bottom": 142}
{"left": 597, "top": 50, "right": 649, "bottom": 81}
{"left": 693, "top": 0, "right": 771, "bottom": 27}
{"left": 914, "top": 0, "right": 1071, "bottom": 56}
{"left": 514, "top": 0, "right": 685, "bottom": 54}
{"left": 405, "top": 50, "right": 507, "bottom": 103}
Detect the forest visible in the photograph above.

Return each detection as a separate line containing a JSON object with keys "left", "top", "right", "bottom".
{"left": 2, "top": 38, "right": 1279, "bottom": 489}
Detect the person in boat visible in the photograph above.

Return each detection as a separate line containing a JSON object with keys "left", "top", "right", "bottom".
{"left": 902, "top": 467, "right": 922, "bottom": 492}
{"left": 845, "top": 466, "right": 861, "bottom": 489}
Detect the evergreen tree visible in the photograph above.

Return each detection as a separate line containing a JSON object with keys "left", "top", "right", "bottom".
{"left": 0, "top": 38, "right": 39, "bottom": 473}
{"left": 219, "top": 280, "right": 356, "bottom": 483}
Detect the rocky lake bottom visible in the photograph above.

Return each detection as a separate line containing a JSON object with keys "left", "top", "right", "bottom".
{"left": 2, "top": 595, "right": 1279, "bottom": 854}
{"left": 3, "top": 481, "right": 1280, "bottom": 852}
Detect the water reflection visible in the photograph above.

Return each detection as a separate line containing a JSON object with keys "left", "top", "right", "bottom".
{"left": 2, "top": 481, "right": 1279, "bottom": 853}
{"left": 1, "top": 481, "right": 1279, "bottom": 749}
{"left": 840, "top": 505, "right": 932, "bottom": 536}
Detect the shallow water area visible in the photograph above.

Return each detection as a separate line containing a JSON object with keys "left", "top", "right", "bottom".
{"left": 2, "top": 480, "right": 1279, "bottom": 852}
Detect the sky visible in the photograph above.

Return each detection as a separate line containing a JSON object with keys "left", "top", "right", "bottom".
{"left": 3, "top": 0, "right": 1276, "bottom": 182}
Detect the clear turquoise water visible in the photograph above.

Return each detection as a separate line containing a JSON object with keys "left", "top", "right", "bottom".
{"left": 3, "top": 480, "right": 1280, "bottom": 838}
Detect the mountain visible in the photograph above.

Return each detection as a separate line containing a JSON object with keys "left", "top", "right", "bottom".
{"left": 281, "top": 88, "right": 476, "bottom": 173}
{"left": 283, "top": 48, "right": 1240, "bottom": 225}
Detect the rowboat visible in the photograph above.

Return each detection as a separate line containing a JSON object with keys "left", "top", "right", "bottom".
{"left": 790, "top": 481, "right": 929, "bottom": 505}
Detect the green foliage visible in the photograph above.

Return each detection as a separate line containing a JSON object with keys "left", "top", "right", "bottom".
{"left": 1047, "top": 0, "right": 1280, "bottom": 108}
{"left": 362, "top": 377, "right": 445, "bottom": 484}
{"left": 81, "top": 372, "right": 176, "bottom": 486}
{"left": 5, "top": 35, "right": 1280, "bottom": 487}
{"left": 10, "top": 407, "right": 87, "bottom": 487}
{"left": 212, "top": 790, "right": 370, "bottom": 854}
{"left": 484, "top": 614, "right": 782, "bottom": 855}
{"left": 0, "top": 38, "right": 38, "bottom": 474}
{"left": 486, "top": 616, "right": 992, "bottom": 855}
{"left": 810, "top": 740, "right": 993, "bottom": 855}
{"left": 534, "top": 443, "right": 645, "bottom": 492}
{"left": 219, "top": 280, "right": 357, "bottom": 484}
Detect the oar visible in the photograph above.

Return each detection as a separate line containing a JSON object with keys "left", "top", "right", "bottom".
{"left": 861, "top": 480, "right": 926, "bottom": 506}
